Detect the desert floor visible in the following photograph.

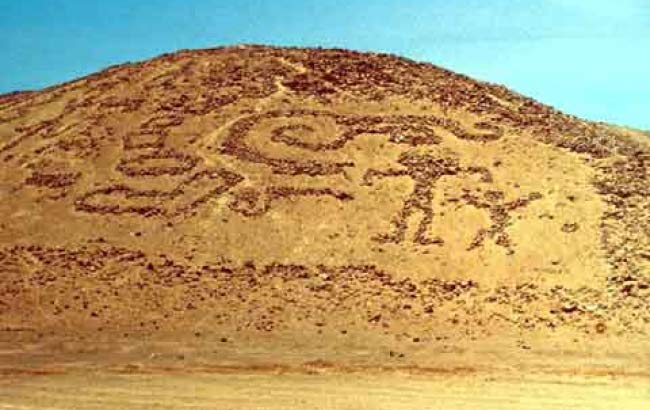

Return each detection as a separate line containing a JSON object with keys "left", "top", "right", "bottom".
{"left": 2, "top": 368, "right": 650, "bottom": 409}
{"left": 2, "top": 334, "right": 650, "bottom": 409}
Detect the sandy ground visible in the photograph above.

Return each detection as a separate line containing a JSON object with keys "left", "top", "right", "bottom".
{"left": 2, "top": 370, "right": 650, "bottom": 409}
{"left": 1, "top": 333, "right": 649, "bottom": 409}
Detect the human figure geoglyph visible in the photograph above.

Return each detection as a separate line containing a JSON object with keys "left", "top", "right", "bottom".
{"left": 362, "top": 150, "right": 462, "bottom": 245}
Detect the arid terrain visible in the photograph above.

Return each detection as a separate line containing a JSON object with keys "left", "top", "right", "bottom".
{"left": 1, "top": 45, "right": 649, "bottom": 408}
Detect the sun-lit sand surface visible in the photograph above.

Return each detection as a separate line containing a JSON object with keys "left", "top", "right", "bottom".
{"left": 2, "top": 370, "right": 650, "bottom": 410}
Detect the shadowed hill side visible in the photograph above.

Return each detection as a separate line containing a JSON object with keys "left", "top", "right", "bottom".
{"left": 0, "top": 45, "right": 648, "bottom": 371}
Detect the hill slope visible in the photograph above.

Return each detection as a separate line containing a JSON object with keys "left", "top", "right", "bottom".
{"left": 0, "top": 45, "right": 648, "bottom": 372}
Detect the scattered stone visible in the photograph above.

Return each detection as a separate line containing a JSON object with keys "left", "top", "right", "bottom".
{"left": 561, "top": 223, "right": 579, "bottom": 233}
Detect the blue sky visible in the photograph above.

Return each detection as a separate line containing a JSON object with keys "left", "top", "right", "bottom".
{"left": 1, "top": 0, "right": 648, "bottom": 129}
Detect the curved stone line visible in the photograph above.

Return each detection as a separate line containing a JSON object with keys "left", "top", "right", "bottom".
{"left": 74, "top": 167, "right": 243, "bottom": 218}
{"left": 220, "top": 110, "right": 352, "bottom": 176}
{"left": 228, "top": 186, "right": 353, "bottom": 217}
{"left": 116, "top": 148, "right": 200, "bottom": 177}
{"left": 220, "top": 109, "right": 503, "bottom": 176}
{"left": 25, "top": 170, "right": 80, "bottom": 189}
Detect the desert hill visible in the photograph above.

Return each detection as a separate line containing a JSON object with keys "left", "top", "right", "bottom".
{"left": 0, "top": 45, "right": 648, "bottom": 372}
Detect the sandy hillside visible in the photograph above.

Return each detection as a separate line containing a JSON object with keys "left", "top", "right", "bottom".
{"left": 0, "top": 46, "right": 649, "bottom": 400}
